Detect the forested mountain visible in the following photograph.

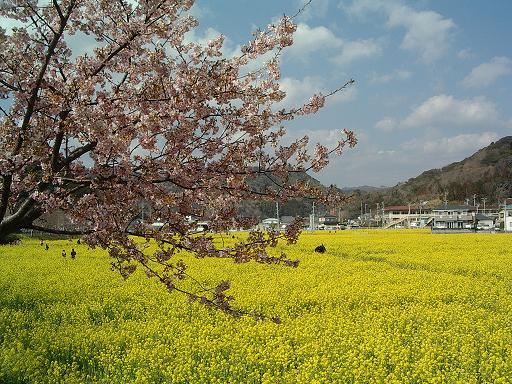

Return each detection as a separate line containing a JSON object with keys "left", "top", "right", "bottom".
{"left": 346, "top": 136, "right": 512, "bottom": 216}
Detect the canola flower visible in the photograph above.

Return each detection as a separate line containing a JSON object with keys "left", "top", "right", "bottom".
{"left": 0, "top": 230, "right": 511, "bottom": 383}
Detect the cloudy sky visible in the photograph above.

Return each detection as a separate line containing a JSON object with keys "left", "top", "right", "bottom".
{"left": 2, "top": 1, "right": 511, "bottom": 188}
{"left": 192, "top": 0, "right": 512, "bottom": 187}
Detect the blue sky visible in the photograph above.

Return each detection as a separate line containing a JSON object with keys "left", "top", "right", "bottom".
{"left": 192, "top": 0, "right": 512, "bottom": 187}
{"left": 2, "top": 1, "right": 511, "bottom": 188}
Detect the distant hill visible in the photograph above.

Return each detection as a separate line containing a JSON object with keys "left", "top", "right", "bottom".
{"left": 239, "top": 136, "right": 512, "bottom": 219}
{"left": 240, "top": 170, "right": 333, "bottom": 219}
{"left": 392, "top": 136, "right": 512, "bottom": 202}
{"left": 349, "top": 136, "right": 512, "bottom": 215}
{"left": 341, "top": 186, "right": 384, "bottom": 193}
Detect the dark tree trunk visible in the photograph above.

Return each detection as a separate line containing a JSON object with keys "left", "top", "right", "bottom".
{"left": 0, "top": 200, "right": 42, "bottom": 244}
{"left": 0, "top": 221, "right": 22, "bottom": 244}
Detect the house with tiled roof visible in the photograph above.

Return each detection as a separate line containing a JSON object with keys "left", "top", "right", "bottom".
{"left": 432, "top": 204, "right": 476, "bottom": 230}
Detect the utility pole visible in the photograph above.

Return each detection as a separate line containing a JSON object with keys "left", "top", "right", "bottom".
{"left": 504, "top": 200, "right": 508, "bottom": 233}
{"left": 276, "top": 201, "right": 280, "bottom": 230}
{"left": 381, "top": 202, "right": 385, "bottom": 228}
{"left": 481, "top": 197, "right": 487, "bottom": 213}
{"left": 310, "top": 201, "right": 316, "bottom": 231}
{"left": 473, "top": 194, "right": 477, "bottom": 207}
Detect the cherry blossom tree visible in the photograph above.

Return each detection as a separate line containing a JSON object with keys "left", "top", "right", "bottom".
{"left": 0, "top": 0, "right": 355, "bottom": 318}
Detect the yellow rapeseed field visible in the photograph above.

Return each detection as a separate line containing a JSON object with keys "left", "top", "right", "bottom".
{"left": 1, "top": 230, "right": 511, "bottom": 383}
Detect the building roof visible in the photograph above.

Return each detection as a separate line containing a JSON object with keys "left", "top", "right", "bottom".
{"left": 432, "top": 204, "right": 475, "bottom": 211}
{"left": 475, "top": 213, "right": 493, "bottom": 221}
{"left": 279, "top": 216, "right": 297, "bottom": 224}
{"left": 384, "top": 205, "right": 431, "bottom": 212}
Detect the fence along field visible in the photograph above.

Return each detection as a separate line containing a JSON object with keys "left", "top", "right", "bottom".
{"left": 0, "top": 230, "right": 511, "bottom": 383}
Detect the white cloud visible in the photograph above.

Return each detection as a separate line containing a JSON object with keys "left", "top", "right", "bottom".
{"left": 387, "top": 6, "right": 454, "bottom": 63}
{"left": 284, "top": 23, "right": 380, "bottom": 65}
{"left": 462, "top": 56, "right": 512, "bottom": 88}
{"left": 286, "top": 23, "right": 342, "bottom": 57}
{"left": 402, "top": 95, "right": 498, "bottom": 128}
{"left": 279, "top": 77, "right": 321, "bottom": 107}
{"left": 279, "top": 76, "right": 356, "bottom": 108}
{"left": 341, "top": 0, "right": 455, "bottom": 63}
{"left": 188, "top": 2, "right": 212, "bottom": 19}
{"left": 369, "top": 69, "right": 411, "bottom": 84}
{"left": 377, "top": 149, "right": 396, "bottom": 155}
{"left": 374, "top": 117, "right": 397, "bottom": 132}
{"left": 333, "top": 38, "right": 382, "bottom": 65}
{"left": 340, "top": 0, "right": 389, "bottom": 18}
{"left": 457, "top": 48, "right": 475, "bottom": 60}
{"left": 403, "top": 132, "right": 499, "bottom": 155}
{"left": 375, "top": 94, "right": 499, "bottom": 131}
{"left": 331, "top": 86, "right": 358, "bottom": 103}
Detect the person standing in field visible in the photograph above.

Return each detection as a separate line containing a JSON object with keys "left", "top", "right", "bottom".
{"left": 71, "top": 249, "right": 76, "bottom": 259}
{"left": 61, "top": 249, "right": 66, "bottom": 257}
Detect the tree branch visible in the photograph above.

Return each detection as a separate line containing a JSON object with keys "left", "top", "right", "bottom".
{"left": 14, "top": 1, "right": 75, "bottom": 155}
{"left": 0, "top": 79, "right": 20, "bottom": 92}
{"left": 25, "top": 224, "right": 92, "bottom": 236}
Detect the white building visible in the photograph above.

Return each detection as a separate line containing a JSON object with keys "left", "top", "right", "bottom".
{"left": 475, "top": 213, "right": 495, "bottom": 230}
{"left": 261, "top": 218, "right": 279, "bottom": 230}
{"left": 383, "top": 205, "right": 432, "bottom": 228}
{"left": 432, "top": 204, "right": 476, "bottom": 230}
{"left": 499, "top": 205, "right": 512, "bottom": 232}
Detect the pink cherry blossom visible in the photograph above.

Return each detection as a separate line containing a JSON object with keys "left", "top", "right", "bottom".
{"left": 0, "top": 0, "right": 355, "bottom": 318}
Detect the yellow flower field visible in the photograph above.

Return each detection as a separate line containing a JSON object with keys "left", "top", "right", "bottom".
{"left": 1, "top": 230, "right": 511, "bottom": 383}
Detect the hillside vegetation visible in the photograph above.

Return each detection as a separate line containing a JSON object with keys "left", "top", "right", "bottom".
{"left": 397, "top": 136, "right": 512, "bottom": 202}
{"left": 347, "top": 136, "right": 512, "bottom": 214}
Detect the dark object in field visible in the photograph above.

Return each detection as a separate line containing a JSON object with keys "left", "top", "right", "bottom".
{"left": 71, "top": 249, "right": 76, "bottom": 259}
{"left": 77, "top": 239, "right": 81, "bottom": 244}
{"left": 45, "top": 244, "right": 49, "bottom": 251}
{"left": 40, "top": 240, "right": 43, "bottom": 246}
{"left": 61, "top": 249, "right": 66, "bottom": 257}
{"left": 314, "top": 244, "right": 326, "bottom": 253}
